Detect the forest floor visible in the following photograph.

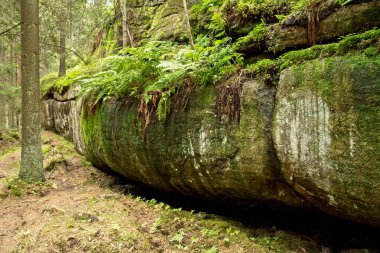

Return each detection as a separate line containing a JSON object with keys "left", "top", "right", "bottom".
{"left": 0, "top": 130, "right": 377, "bottom": 253}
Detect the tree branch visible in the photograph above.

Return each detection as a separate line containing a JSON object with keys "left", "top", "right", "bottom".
{"left": 0, "top": 22, "right": 21, "bottom": 36}
{"left": 42, "top": 43, "right": 88, "bottom": 65}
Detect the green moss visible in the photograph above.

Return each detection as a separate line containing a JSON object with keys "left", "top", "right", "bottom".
{"left": 191, "top": 0, "right": 292, "bottom": 39}
{"left": 245, "top": 58, "right": 278, "bottom": 83}
{"left": 234, "top": 0, "right": 291, "bottom": 20}
{"left": 2, "top": 176, "right": 50, "bottom": 197}
{"left": 279, "top": 47, "right": 320, "bottom": 70}
{"left": 364, "top": 46, "right": 379, "bottom": 57}
{"left": 147, "top": 0, "right": 187, "bottom": 41}
{"left": 337, "top": 29, "right": 380, "bottom": 55}
{"left": 45, "top": 156, "right": 68, "bottom": 172}
{"left": 0, "top": 129, "right": 19, "bottom": 142}
{"left": 274, "top": 53, "right": 380, "bottom": 225}
{"left": 246, "top": 28, "right": 380, "bottom": 76}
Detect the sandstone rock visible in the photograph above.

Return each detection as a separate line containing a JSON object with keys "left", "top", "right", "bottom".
{"left": 41, "top": 98, "right": 84, "bottom": 154}
{"left": 42, "top": 54, "right": 380, "bottom": 227}
{"left": 147, "top": 0, "right": 188, "bottom": 41}
{"left": 79, "top": 79, "right": 306, "bottom": 207}
{"left": 273, "top": 55, "right": 380, "bottom": 226}
{"left": 238, "top": 1, "right": 380, "bottom": 54}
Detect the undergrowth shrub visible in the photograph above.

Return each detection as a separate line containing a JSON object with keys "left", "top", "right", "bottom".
{"left": 233, "top": 21, "right": 267, "bottom": 49}
{"left": 42, "top": 36, "right": 242, "bottom": 123}
{"left": 191, "top": 0, "right": 291, "bottom": 40}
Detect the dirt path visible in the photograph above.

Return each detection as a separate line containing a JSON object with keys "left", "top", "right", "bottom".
{"left": 0, "top": 131, "right": 323, "bottom": 253}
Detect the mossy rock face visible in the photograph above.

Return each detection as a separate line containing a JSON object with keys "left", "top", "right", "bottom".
{"left": 146, "top": 0, "right": 188, "bottom": 41}
{"left": 274, "top": 54, "right": 380, "bottom": 226}
{"left": 42, "top": 54, "right": 380, "bottom": 227}
{"left": 110, "top": 0, "right": 189, "bottom": 45}
{"left": 265, "top": 1, "right": 380, "bottom": 53}
{"left": 41, "top": 99, "right": 84, "bottom": 154}
{"left": 79, "top": 79, "right": 306, "bottom": 207}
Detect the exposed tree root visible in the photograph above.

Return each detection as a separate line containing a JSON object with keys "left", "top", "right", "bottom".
{"left": 307, "top": 1, "right": 322, "bottom": 46}
{"left": 171, "top": 80, "right": 195, "bottom": 114}
{"left": 138, "top": 91, "right": 160, "bottom": 143}
{"left": 138, "top": 80, "right": 195, "bottom": 143}
{"left": 215, "top": 70, "right": 243, "bottom": 124}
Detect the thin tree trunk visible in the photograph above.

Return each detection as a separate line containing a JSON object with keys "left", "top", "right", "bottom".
{"left": 9, "top": 41, "right": 17, "bottom": 129}
{"left": 5, "top": 41, "right": 10, "bottom": 129}
{"left": 15, "top": 37, "right": 21, "bottom": 129}
{"left": 122, "top": 0, "right": 127, "bottom": 48}
{"left": 0, "top": 40, "right": 6, "bottom": 131}
{"left": 59, "top": 15, "right": 66, "bottom": 77}
{"left": 7, "top": 42, "right": 13, "bottom": 129}
{"left": 19, "top": 0, "right": 44, "bottom": 181}
{"left": 182, "top": 0, "right": 194, "bottom": 48}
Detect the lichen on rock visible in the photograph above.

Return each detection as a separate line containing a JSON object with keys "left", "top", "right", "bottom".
{"left": 273, "top": 54, "right": 380, "bottom": 226}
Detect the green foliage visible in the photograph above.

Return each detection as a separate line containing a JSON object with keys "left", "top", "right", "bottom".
{"left": 281, "top": 29, "right": 380, "bottom": 68}
{"left": 0, "top": 129, "right": 20, "bottom": 142}
{"left": 0, "top": 82, "right": 20, "bottom": 98}
{"left": 203, "top": 245, "right": 219, "bottom": 253}
{"left": 78, "top": 56, "right": 156, "bottom": 104}
{"left": 40, "top": 72, "right": 59, "bottom": 97}
{"left": 191, "top": 0, "right": 227, "bottom": 37}
{"left": 5, "top": 177, "right": 26, "bottom": 197}
{"left": 290, "top": 0, "right": 321, "bottom": 12}
{"left": 234, "top": 21, "right": 267, "bottom": 48}
{"left": 191, "top": 0, "right": 291, "bottom": 39}
{"left": 246, "top": 58, "right": 277, "bottom": 82}
{"left": 209, "top": 11, "right": 227, "bottom": 37}
{"left": 249, "top": 28, "right": 380, "bottom": 74}
{"left": 286, "top": 0, "right": 352, "bottom": 25}
{"left": 245, "top": 28, "right": 380, "bottom": 83}
{"left": 96, "top": 19, "right": 121, "bottom": 56}
{"left": 290, "top": 0, "right": 351, "bottom": 13}
{"left": 234, "top": 0, "right": 291, "bottom": 21}
{"left": 2, "top": 177, "right": 49, "bottom": 198}
{"left": 42, "top": 37, "right": 242, "bottom": 121}
{"left": 0, "top": 63, "right": 16, "bottom": 76}
{"left": 364, "top": 47, "right": 379, "bottom": 57}
{"left": 278, "top": 47, "right": 320, "bottom": 70}
{"left": 337, "top": 29, "right": 380, "bottom": 55}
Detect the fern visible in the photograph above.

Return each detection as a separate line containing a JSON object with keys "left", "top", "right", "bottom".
{"left": 234, "top": 21, "right": 267, "bottom": 49}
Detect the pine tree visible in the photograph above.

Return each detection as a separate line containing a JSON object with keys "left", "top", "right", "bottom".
{"left": 19, "top": 0, "right": 44, "bottom": 182}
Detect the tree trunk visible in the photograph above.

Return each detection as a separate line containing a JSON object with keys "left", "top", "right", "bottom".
{"left": 8, "top": 43, "right": 12, "bottom": 129}
{"left": 122, "top": 0, "right": 127, "bottom": 48}
{"left": 59, "top": 15, "right": 66, "bottom": 77}
{"left": 182, "top": 0, "right": 194, "bottom": 48}
{"left": 19, "top": 0, "right": 44, "bottom": 182}
{"left": 9, "top": 41, "right": 16, "bottom": 129}
{"left": 13, "top": 39, "right": 21, "bottom": 129}
{"left": 0, "top": 41, "right": 6, "bottom": 131}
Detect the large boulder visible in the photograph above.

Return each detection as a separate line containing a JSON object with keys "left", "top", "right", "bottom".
{"left": 79, "top": 78, "right": 306, "bottom": 208}
{"left": 273, "top": 55, "right": 380, "bottom": 227}
{"left": 42, "top": 54, "right": 380, "bottom": 227}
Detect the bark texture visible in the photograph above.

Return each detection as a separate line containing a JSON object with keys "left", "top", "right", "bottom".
{"left": 58, "top": 15, "right": 66, "bottom": 77}
{"left": 19, "top": 0, "right": 44, "bottom": 181}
